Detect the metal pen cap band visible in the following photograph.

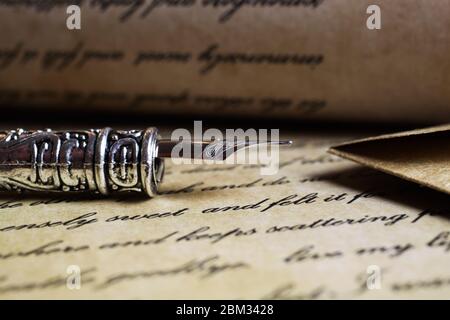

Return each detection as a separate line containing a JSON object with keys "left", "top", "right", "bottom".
{"left": 0, "top": 127, "right": 165, "bottom": 197}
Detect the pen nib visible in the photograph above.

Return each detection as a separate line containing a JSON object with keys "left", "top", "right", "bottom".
{"left": 157, "top": 139, "right": 292, "bottom": 160}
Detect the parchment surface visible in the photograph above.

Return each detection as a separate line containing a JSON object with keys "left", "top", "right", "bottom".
{"left": 1, "top": 0, "right": 450, "bottom": 123}
{"left": 1, "top": 128, "right": 449, "bottom": 299}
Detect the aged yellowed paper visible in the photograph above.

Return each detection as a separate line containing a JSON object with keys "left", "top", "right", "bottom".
{"left": 0, "top": 129, "right": 449, "bottom": 299}
{"left": 1, "top": 0, "right": 450, "bottom": 123}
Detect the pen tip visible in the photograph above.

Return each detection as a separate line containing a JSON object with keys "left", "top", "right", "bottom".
{"left": 277, "top": 140, "right": 293, "bottom": 146}
{"left": 157, "top": 139, "right": 293, "bottom": 160}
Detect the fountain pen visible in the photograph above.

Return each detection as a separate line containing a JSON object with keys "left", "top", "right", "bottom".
{"left": 0, "top": 127, "right": 290, "bottom": 197}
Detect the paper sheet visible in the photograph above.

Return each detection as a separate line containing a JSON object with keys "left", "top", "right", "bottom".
{"left": 329, "top": 124, "right": 450, "bottom": 195}
{"left": 1, "top": 0, "right": 450, "bottom": 123}
{"left": 1, "top": 129, "right": 449, "bottom": 299}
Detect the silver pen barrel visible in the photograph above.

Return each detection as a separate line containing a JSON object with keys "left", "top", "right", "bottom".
{"left": 0, "top": 127, "right": 164, "bottom": 197}
{"left": 0, "top": 127, "right": 291, "bottom": 197}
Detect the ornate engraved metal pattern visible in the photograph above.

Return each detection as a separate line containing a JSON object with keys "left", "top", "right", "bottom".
{"left": 0, "top": 127, "right": 164, "bottom": 197}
